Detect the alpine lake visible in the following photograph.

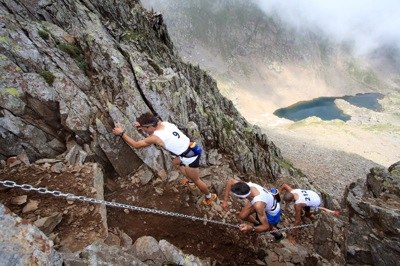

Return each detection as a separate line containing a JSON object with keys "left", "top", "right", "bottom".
{"left": 273, "top": 93, "right": 384, "bottom": 121}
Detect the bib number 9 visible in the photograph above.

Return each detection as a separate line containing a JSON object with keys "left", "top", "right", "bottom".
{"left": 172, "top": 131, "right": 180, "bottom": 138}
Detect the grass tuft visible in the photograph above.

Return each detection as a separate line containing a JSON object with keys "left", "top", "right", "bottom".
{"left": 39, "top": 70, "right": 55, "bottom": 86}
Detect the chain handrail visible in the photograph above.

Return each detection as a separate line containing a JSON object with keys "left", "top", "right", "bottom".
{"left": 0, "top": 180, "right": 239, "bottom": 228}
{"left": 0, "top": 180, "right": 314, "bottom": 234}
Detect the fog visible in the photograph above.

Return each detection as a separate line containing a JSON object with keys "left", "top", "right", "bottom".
{"left": 142, "top": 0, "right": 400, "bottom": 56}
{"left": 255, "top": 0, "right": 400, "bottom": 55}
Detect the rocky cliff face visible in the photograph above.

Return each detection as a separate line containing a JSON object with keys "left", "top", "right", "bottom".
{"left": 0, "top": 0, "right": 284, "bottom": 180}
{"left": 345, "top": 162, "right": 400, "bottom": 265}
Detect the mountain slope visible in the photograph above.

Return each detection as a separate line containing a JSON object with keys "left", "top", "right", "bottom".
{"left": 0, "top": 0, "right": 289, "bottom": 180}
{"left": 142, "top": 0, "right": 398, "bottom": 116}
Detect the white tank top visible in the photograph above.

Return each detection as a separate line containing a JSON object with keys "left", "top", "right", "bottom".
{"left": 153, "top": 121, "right": 190, "bottom": 155}
{"left": 292, "top": 189, "right": 321, "bottom": 207}
{"left": 248, "top": 182, "right": 279, "bottom": 215}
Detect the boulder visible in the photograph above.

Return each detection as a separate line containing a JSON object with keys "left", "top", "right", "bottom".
{"left": 62, "top": 242, "right": 146, "bottom": 266}
{"left": 132, "top": 236, "right": 166, "bottom": 265}
{"left": 345, "top": 162, "right": 400, "bottom": 265}
{"left": 0, "top": 204, "right": 62, "bottom": 265}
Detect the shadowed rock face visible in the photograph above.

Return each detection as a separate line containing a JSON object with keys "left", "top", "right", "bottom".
{"left": 0, "top": 0, "right": 285, "bottom": 181}
{"left": 345, "top": 161, "right": 400, "bottom": 265}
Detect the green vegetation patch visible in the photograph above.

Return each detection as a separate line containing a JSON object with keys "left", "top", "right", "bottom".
{"left": 276, "top": 157, "right": 293, "bottom": 169}
{"left": 243, "top": 126, "right": 254, "bottom": 139}
{"left": 38, "top": 29, "right": 50, "bottom": 40}
{"left": 57, "top": 42, "right": 88, "bottom": 71}
{"left": 0, "top": 35, "right": 10, "bottom": 45}
{"left": 390, "top": 169, "right": 400, "bottom": 177}
{"left": 1, "top": 87, "right": 20, "bottom": 97}
{"left": 363, "top": 124, "right": 400, "bottom": 133}
{"left": 76, "top": 60, "right": 88, "bottom": 71}
{"left": 58, "top": 42, "right": 82, "bottom": 58}
{"left": 275, "top": 157, "right": 305, "bottom": 177}
{"left": 221, "top": 116, "right": 234, "bottom": 132}
{"left": 121, "top": 30, "right": 147, "bottom": 42}
{"left": 39, "top": 70, "right": 55, "bottom": 86}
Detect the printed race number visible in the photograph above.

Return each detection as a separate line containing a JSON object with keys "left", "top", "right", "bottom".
{"left": 301, "top": 190, "right": 311, "bottom": 201}
{"left": 172, "top": 131, "right": 180, "bottom": 138}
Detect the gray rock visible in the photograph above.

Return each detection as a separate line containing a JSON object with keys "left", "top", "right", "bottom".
{"left": 34, "top": 212, "right": 63, "bottom": 235}
{"left": 159, "top": 239, "right": 208, "bottom": 265}
{"left": 10, "top": 195, "right": 28, "bottom": 205}
{"left": 65, "top": 145, "right": 88, "bottom": 165}
{"left": 314, "top": 213, "right": 347, "bottom": 265}
{"left": 62, "top": 242, "right": 146, "bottom": 266}
{"left": 35, "top": 158, "right": 63, "bottom": 164}
{"left": 117, "top": 228, "right": 133, "bottom": 248}
{"left": 104, "top": 232, "right": 121, "bottom": 247}
{"left": 274, "top": 244, "right": 309, "bottom": 264}
{"left": 345, "top": 163, "right": 400, "bottom": 265}
{"left": 51, "top": 162, "right": 66, "bottom": 173}
{"left": 207, "top": 149, "right": 222, "bottom": 165}
{"left": 168, "top": 170, "right": 180, "bottom": 182}
{"left": 22, "top": 199, "right": 39, "bottom": 213}
{"left": 17, "top": 151, "right": 31, "bottom": 166}
{"left": 131, "top": 236, "right": 166, "bottom": 265}
{"left": 133, "top": 165, "right": 155, "bottom": 185}
{"left": 0, "top": 204, "right": 63, "bottom": 266}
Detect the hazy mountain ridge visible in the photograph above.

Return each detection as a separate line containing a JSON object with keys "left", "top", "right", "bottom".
{"left": 142, "top": 0, "right": 399, "bottom": 114}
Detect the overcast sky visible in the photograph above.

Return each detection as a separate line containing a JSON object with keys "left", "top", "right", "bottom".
{"left": 255, "top": 0, "right": 400, "bottom": 54}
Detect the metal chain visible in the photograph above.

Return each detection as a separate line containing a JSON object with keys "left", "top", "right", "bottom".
{"left": 0, "top": 180, "right": 239, "bottom": 228}
{"left": 0, "top": 180, "right": 314, "bottom": 233}
{"left": 269, "top": 223, "right": 313, "bottom": 234}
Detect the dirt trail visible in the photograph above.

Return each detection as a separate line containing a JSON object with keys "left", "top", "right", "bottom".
{"left": 105, "top": 180, "right": 264, "bottom": 265}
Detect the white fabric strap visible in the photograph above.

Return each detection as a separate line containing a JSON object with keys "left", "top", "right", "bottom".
{"left": 233, "top": 191, "right": 250, "bottom": 198}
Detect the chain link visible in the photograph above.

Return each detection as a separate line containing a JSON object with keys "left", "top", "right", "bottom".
{"left": 0, "top": 180, "right": 314, "bottom": 233}
{"left": 269, "top": 223, "right": 313, "bottom": 234}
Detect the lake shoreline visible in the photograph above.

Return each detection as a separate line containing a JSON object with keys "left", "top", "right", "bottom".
{"left": 273, "top": 92, "right": 384, "bottom": 121}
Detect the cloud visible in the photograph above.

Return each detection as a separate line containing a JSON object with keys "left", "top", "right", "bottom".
{"left": 255, "top": 0, "right": 400, "bottom": 54}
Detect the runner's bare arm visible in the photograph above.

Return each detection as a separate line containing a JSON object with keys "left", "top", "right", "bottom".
{"left": 252, "top": 202, "right": 270, "bottom": 232}
{"left": 291, "top": 203, "right": 304, "bottom": 238}
{"left": 113, "top": 126, "right": 160, "bottom": 149}
{"left": 222, "top": 178, "right": 239, "bottom": 209}
{"left": 319, "top": 206, "right": 340, "bottom": 216}
{"left": 239, "top": 202, "right": 270, "bottom": 234}
{"left": 279, "top": 183, "right": 293, "bottom": 193}
{"left": 122, "top": 135, "right": 157, "bottom": 149}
